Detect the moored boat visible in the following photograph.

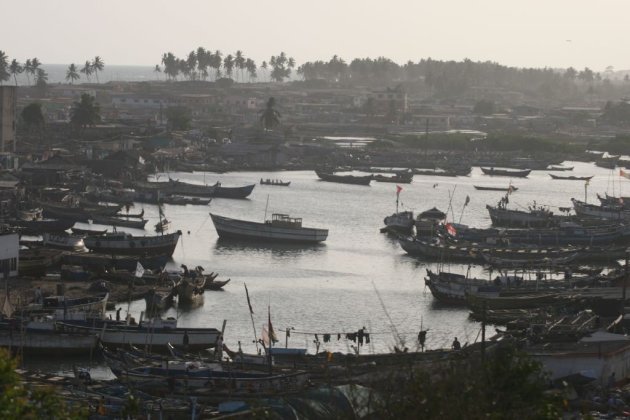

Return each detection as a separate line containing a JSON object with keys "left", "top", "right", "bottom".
{"left": 210, "top": 213, "right": 328, "bottom": 243}
{"left": 260, "top": 178, "right": 291, "bottom": 186}
{"left": 549, "top": 174, "right": 593, "bottom": 181}
{"left": 315, "top": 170, "right": 372, "bottom": 185}
{"left": 474, "top": 185, "right": 518, "bottom": 192}
{"left": 373, "top": 173, "right": 413, "bottom": 184}
{"left": 42, "top": 233, "right": 85, "bottom": 251}
{"left": 480, "top": 167, "right": 531, "bottom": 177}
{"left": 83, "top": 231, "right": 181, "bottom": 256}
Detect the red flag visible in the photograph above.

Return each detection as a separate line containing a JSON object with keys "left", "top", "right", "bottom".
{"left": 446, "top": 223, "right": 457, "bottom": 236}
{"left": 268, "top": 306, "right": 277, "bottom": 344}
{"left": 244, "top": 283, "right": 254, "bottom": 315}
{"left": 396, "top": 185, "right": 402, "bottom": 195}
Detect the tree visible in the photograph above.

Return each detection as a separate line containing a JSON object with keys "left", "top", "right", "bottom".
{"left": 185, "top": 51, "right": 197, "bottom": 80}
{"left": 261, "top": 60, "right": 268, "bottom": 82}
{"left": 92, "top": 56, "right": 104, "bottom": 83}
{"left": 223, "top": 54, "right": 235, "bottom": 79}
{"left": 154, "top": 64, "right": 161, "bottom": 80}
{"left": 70, "top": 93, "right": 101, "bottom": 128}
{"left": 210, "top": 50, "right": 222, "bottom": 80}
{"left": 564, "top": 67, "right": 577, "bottom": 80}
{"left": 0, "top": 349, "right": 86, "bottom": 418}
{"left": 21, "top": 102, "right": 45, "bottom": 132}
{"left": 245, "top": 58, "right": 257, "bottom": 82}
{"left": 35, "top": 68, "right": 48, "bottom": 89}
{"left": 260, "top": 97, "right": 281, "bottom": 130}
{"left": 0, "top": 51, "right": 9, "bottom": 85}
{"left": 235, "top": 50, "right": 245, "bottom": 82}
{"left": 65, "top": 63, "right": 80, "bottom": 84}
{"left": 28, "top": 57, "right": 41, "bottom": 86}
{"left": 473, "top": 99, "right": 495, "bottom": 115}
{"left": 23, "top": 59, "right": 32, "bottom": 85}
{"left": 9, "top": 59, "right": 23, "bottom": 86}
{"left": 80, "top": 60, "right": 93, "bottom": 82}
{"left": 165, "top": 106, "right": 191, "bottom": 131}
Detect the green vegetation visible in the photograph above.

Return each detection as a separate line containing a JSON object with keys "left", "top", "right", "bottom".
{"left": 601, "top": 101, "right": 630, "bottom": 127}
{"left": 0, "top": 51, "right": 10, "bottom": 85}
{"left": 0, "top": 349, "right": 86, "bottom": 418}
{"left": 374, "top": 344, "right": 561, "bottom": 419}
{"left": 70, "top": 93, "right": 101, "bottom": 128}
{"left": 260, "top": 97, "right": 281, "bottom": 130}
{"left": 165, "top": 106, "right": 192, "bottom": 131}
{"left": 21, "top": 103, "right": 45, "bottom": 132}
{"left": 473, "top": 99, "right": 496, "bottom": 115}
{"left": 589, "top": 135, "right": 630, "bottom": 155}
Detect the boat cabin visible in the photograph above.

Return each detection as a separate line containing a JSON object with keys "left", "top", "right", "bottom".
{"left": 268, "top": 214, "right": 302, "bottom": 228}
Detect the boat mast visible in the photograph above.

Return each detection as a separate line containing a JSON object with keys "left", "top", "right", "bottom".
{"left": 263, "top": 194, "right": 270, "bottom": 222}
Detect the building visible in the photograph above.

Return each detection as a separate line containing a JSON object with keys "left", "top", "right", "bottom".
{"left": 0, "top": 231, "right": 19, "bottom": 278}
{"left": 0, "top": 86, "right": 17, "bottom": 152}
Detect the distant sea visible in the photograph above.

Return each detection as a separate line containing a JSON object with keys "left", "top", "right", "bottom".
{"left": 9, "top": 64, "right": 157, "bottom": 85}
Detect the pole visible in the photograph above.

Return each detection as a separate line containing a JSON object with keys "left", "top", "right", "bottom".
{"left": 624, "top": 251, "right": 628, "bottom": 316}
{"left": 481, "top": 301, "right": 486, "bottom": 364}
{"left": 263, "top": 194, "right": 270, "bottom": 222}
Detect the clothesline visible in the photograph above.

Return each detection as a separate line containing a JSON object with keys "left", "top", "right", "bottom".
{"left": 289, "top": 330, "right": 423, "bottom": 336}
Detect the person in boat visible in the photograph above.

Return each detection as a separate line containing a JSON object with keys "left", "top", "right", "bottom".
{"left": 452, "top": 337, "right": 461, "bottom": 350}
{"left": 418, "top": 330, "right": 427, "bottom": 351}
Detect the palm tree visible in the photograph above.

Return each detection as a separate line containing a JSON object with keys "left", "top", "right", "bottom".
{"left": 70, "top": 93, "right": 101, "bottom": 129}
{"left": 186, "top": 51, "right": 197, "bottom": 80}
{"left": 223, "top": 54, "right": 234, "bottom": 79}
{"left": 92, "top": 56, "right": 104, "bottom": 83}
{"left": 23, "top": 59, "right": 32, "bottom": 85}
{"left": 245, "top": 58, "right": 257, "bottom": 82}
{"left": 9, "top": 59, "right": 22, "bottom": 86}
{"left": 65, "top": 63, "right": 80, "bottom": 84}
{"left": 261, "top": 61, "right": 268, "bottom": 82}
{"left": 80, "top": 60, "right": 93, "bottom": 82}
{"left": 210, "top": 50, "right": 222, "bottom": 80}
{"left": 0, "top": 52, "right": 11, "bottom": 85}
{"left": 260, "top": 97, "right": 281, "bottom": 130}
{"left": 196, "top": 47, "right": 209, "bottom": 80}
{"left": 154, "top": 64, "right": 161, "bottom": 80}
{"left": 235, "top": 50, "right": 245, "bottom": 82}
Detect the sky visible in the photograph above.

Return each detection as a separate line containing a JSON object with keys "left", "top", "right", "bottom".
{"left": 1, "top": 0, "right": 628, "bottom": 71}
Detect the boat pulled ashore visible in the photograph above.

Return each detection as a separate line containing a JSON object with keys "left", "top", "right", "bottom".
{"left": 83, "top": 231, "right": 181, "bottom": 256}
{"left": 58, "top": 317, "right": 221, "bottom": 352}
{"left": 210, "top": 213, "right": 328, "bottom": 243}
{"left": 314, "top": 170, "right": 373, "bottom": 185}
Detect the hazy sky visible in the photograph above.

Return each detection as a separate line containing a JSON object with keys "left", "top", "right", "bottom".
{"left": 1, "top": 0, "right": 628, "bottom": 71}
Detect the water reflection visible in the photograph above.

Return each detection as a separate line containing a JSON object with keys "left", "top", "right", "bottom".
{"left": 212, "top": 238, "right": 327, "bottom": 258}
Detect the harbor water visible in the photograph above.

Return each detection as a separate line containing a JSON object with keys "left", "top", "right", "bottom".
{"left": 24, "top": 161, "right": 628, "bottom": 373}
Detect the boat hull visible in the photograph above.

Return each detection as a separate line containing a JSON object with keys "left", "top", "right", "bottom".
{"left": 210, "top": 214, "right": 328, "bottom": 243}
{"left": 83, "top": 231, "right": 181, "bottom": 256}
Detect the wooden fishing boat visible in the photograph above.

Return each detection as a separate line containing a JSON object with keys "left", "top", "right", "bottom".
{"left": 474, "top": 185, "right": 518, "bottom": 192}
{"left": 204, "top": 278, "right": 230, "bottom": 291}
{"left": 21, "top": 293, "right": 109, "bottom": 317}
{"left": 70, "top": 227, "right": 108, "bottom": 236}
{"left": 486, "top": 204, "right": 559, "bottom": 228}
{"left": 42, "top": 233, "right": 85, "bottom": 251}
{"left": 572, "top": 198, "right": 630, "bottom": 220}
{"left": 547, "top": 165, "right": 574, "bottom": 171}
{"left": 161, "top": 195, "right": 211, "bottom": 205}
{"left": 260, "top": 178, "right": 291, "bottom": 186}
{"left": 210, "top": 213, "right": 328, "bottom": 243}
{"left": 62, "top": 252, "right": 169, "bottom": 271}
{"left": 39, "top": 201, "right": 122, "bottom": 219}
{"left": 58, "top": 317, "right": 221, "bottom": 352}
{"left": 549, "top": 174, "right": 593, "bottom": 181}
{"left": 373, "top": 173, "right": 413, "bottom": 184}
{"left": 115, "top": 209, "right": 145, "bottom": 219}
{"left": 10, "top": 218, "right": 75, "bottom": 235}
{"left": 315, "top": 170, "right": 373, "bottom": 185}
{"left": 211, "top": 182, "right": 256, "bottom": 199}
{"left": 90, "top": 215, "right": 148, "bottom": 229}
{"left": 480, "top": 167, "right": 531, "bottom": 177}
{"left": 480, "top": 252, "right": 580, "bottom": 268}
{"left": 83, "top": 231, "right": 181, "bottom": 256}
{"left": 0, "top": 322, "right": 98, "bottom": 355}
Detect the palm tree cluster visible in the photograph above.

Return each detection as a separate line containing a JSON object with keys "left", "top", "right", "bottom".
{"left": 158, "top": 48, "right": 295, "bottom": 83}
{"left": 159, "top": 48, "right": 259, "bottom": 82}
{"left": 69, "top": 56, "right": 104, "bottom": 84}
{"left": 70, "top": 93, "right": 101, "bottom": 129}
{"left": 0, "top": 52, "right": 44, "bottom": 86}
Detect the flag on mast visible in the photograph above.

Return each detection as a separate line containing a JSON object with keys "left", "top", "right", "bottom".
{"left": 244, "top": 283, "right": 254, "bottom": 315}
{"left": 135, "top": 262, "right": 145, "bottom": 278}
{"left": 396, "top": 185, "right": 402, "bottom": 195}
{"left": 268, "top": 305, "right": 277, "bottom": 344}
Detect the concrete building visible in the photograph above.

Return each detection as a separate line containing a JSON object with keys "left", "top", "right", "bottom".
{"left": 0, "top": 86, "right": 17, "bottom": 152}
{"left": 0, "top": 231, "right": 19, "bottom": 278}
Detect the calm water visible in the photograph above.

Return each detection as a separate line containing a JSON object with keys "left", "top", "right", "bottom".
{"left": 23, "top": 161, "right": 628, "bottom": 374}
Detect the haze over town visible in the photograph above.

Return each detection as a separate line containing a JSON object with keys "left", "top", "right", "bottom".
{"left": 2, "top": 0, "right": 629, "bottom": 70}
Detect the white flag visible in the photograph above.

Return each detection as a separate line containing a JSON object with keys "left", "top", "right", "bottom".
{"left": 135, "top": 262, "right": 145, "bottom": 278}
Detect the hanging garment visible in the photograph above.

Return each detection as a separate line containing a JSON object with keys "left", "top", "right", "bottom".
{"left": 358, "top": 329, "right": 364, "bottom": 346}
{"left": 365, "top": 333, "right": 370, "bottom": 344}
{"left": 323, "top": 334, "right": 331, "bottom": 343}
{"left": 337, "top": 333, "right": 341, "bottom": 341}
